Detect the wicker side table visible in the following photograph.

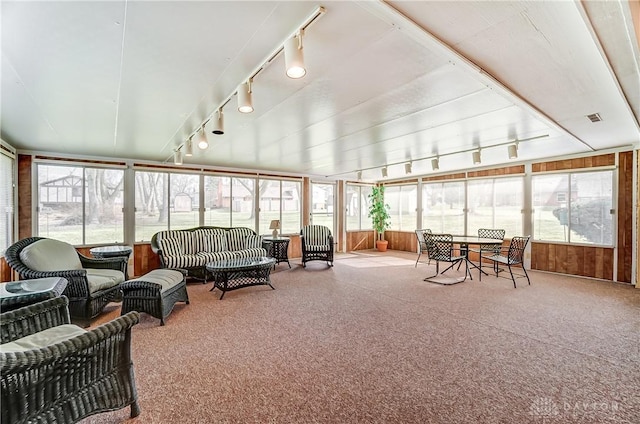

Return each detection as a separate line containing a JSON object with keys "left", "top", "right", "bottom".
{"left": 0, "top": 277, "right": 68, "bottom": 312}
{"left": 262, "top": 237, "right": 291, "bottom": 268}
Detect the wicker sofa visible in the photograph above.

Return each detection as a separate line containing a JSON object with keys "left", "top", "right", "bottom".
{"left": 0, "top": 296, "right": 140, "bottom": 423}
{"left": 150, "top": 226, "right": 267, "bottom": 280}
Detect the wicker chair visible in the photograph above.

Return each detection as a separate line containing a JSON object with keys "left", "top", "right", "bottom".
{"left": 4, "top": 237, "right": 126, "bottom": 326}
{"left": 0, "top": 296, "right": 140, "bottom": 423}
{"left": 300, "top": 225, "right": 334, "bottom": 267}
{"left": 480, "top": 236, "right": 531, "bottom": 288}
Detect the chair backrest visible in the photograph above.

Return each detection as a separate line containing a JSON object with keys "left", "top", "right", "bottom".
{"left": 300, "top": 225, "right": 332, "bottom": 246}
{"left": 478, "top": 228, "right": 505, "bottom": 253}
{"left": 424, "top": 233, "right": 454, "bottom": 261}
{"left": 507, "top": 236, "right": 530, "bottom": 264}
{"left": 415, "top": 229, "right": 432, "bottom": 253}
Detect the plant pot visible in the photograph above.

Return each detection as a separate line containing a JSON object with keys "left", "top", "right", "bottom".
{"left": 376, "top": 240, "right": 388, "bottom": 252}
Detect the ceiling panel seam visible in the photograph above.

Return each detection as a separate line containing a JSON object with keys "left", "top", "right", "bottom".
{"left": 356, "top": 0, "right": 596, "bottom": 152}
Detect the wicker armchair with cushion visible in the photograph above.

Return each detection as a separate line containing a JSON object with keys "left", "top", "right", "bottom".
{"left": 5, "top": 237, "right": 126, "bottom": 326}
{"left": 0, "top": 296, "right": 140, "bottom": 424}
{"left": 300, "top": 225, "right": 334, "bottom": 267}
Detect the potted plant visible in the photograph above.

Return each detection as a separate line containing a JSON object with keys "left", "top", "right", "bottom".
{"left": 368, "top": 185, "right": 391, "bottom": 251}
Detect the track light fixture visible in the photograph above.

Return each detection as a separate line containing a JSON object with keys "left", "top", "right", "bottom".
{"left": 212, "top": 109, "right": 224, "bottom": 135}
{"left": 197, "top": 127, "right": 209, "bottom": 150}
{"left": 381, "top": 167, "right": 388, "bottom": 178}
{"left": 508, "top": 143, "right": 518, "bottom": 159}
{"left": 404, "top": 162, "right": 412, "bottom": 174}
{"left": 185, "top": 137, "right": 193, "bottom": 157}
{"left": 169, "top": 7, "right": 325, "bottom": 165}
{"left": 472, "top": 149, "right": 481, "bottom": 165}
{"left": 284, "top": 31, "right": 306, "bottom": 79}
{"left": 237, "top": 81, "right": 254, "bottom": 113}
{"left": 431, "top": 157, "right": 439, "bottom": 171}
{"left": 174, "top": 150, "right": 183, "bottom": 165}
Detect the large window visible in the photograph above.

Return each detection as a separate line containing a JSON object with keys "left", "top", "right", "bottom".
{"left": 258, "top": 179, "right": 301, "bottom": 235}
{"left": 386, "top": 184, "right": 418, "bottom": 231}
{"left": 467, "top": 177, "right": 523, "bottom": 237}
{"left": 134, "top": 170, "right": 199, "bottom": 241}
{"left": 204, "top": 175, "right": 231, "bottom": 228}
{"left": 346, "top": 184, "right": 373, "bottom": 231}
{"left": 311, "top": 182, "right": 335, "bottom": 234}
{"left": 422, "top": 181, "right": 465, "bottom": 234}
{"left": 532, "top": 170, "right": 613, "bottom": 245}
{"left": 0, "top": 149, "right": 15, "bottom": 255}
{"left": 38, "top": 164, "right": 124, "bottom": 245}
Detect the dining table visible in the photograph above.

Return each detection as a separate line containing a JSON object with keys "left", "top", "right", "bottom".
{"left": 443, "top": 235, "right": 505, "bottom": 279}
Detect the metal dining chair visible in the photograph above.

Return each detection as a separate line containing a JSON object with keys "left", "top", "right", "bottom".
{"left": 414, "top": 229, "right": 432, "bottom": 267}
{"left": 423, "top": 233, "right": 471, "bottom": 283}
{"left": 470, "top": 228, "right": 505, "bottom": 274}
{"left": 479, "top": 236, "right": 531, "bottom": 288}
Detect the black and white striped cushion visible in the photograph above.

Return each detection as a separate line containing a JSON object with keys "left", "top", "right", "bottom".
{"left": 227, "top": 228, "right": 253, "bottom": 251}
{"left": 163, "top": 253, "right": 205, "bottom": 269}
{"left": 302, "top": 225, "right": 331, "bottom": 247}
{"left": 159, "top": 237, "right": 183, "bottom": 256}
{"left": 244, "top": 234, "right": 262, "bottom": 249}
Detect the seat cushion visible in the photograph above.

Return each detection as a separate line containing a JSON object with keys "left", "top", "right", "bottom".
{"left": 127, "top": 269, "right": 184, "bottom": 293}
{"left": 158, "top": 237, "right": 184, "bottom": 256}
{"left": 233, "top": 248, "right": 268, "bottom": 259}
{"left": 0, "top": 324, "right": 86, "bottom": 353}
{"left": 86, "top": 268, "right": 125, "bottom": 294}
{"left": 19, "top": 239, "right": 82, "bottom": 271}
{"left": 307, "top": 244, "right": 330, "bottom": 252}
{"left": 163, "top": 254, "right": 205, "bottom": 269}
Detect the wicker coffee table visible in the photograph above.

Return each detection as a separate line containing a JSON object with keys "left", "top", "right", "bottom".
{"left": 206, "top": 257, "right": 276, "bottom": 299}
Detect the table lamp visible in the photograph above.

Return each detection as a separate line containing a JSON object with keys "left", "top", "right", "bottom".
{"left": 269, "top": 220, "right": 280, "bottom": 238}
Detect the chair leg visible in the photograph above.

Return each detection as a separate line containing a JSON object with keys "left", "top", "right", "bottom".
{"left": 423, "top": 261, "right": 440, "bottom": 281}
{"left": 130, "top": 400, "right": 141, "bottom": 418}
{"left": 522, "top": 264, "right": 531, "bottom": 285}
{"left": 415, "top": 252, "right": 421, "bottom": 268}
{"left": 507, "top": 264, "right": 517, "bottom": 288}
{"left": 479, "top": 255, "right": 482, "bottom": 281}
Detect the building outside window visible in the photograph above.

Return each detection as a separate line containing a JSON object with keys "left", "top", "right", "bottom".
{"left": 37, "top": 164, "right": 124, "bottom": 245}
{"left": 532, "top": 170, "right": 613, "bottom": 245}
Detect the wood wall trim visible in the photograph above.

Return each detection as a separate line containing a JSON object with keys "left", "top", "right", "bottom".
{"left": 467, "top": 165, "right": 525, "bottom": 178}
{"left": 617, "top": 151, "right": 633, "bottom": 283}
{"left": 1, "top": 258, "right": 14, "bottom": 282}
{"left": 532, "top": 153, "right": 615, "bottom": 172}
{"left": 346, "top": 231, "right": 375, "bottom": 251}
{"left": 17, "top": 154, "right": 32, "bottom": 240}
{"left": 385, "top": 230, "right": 416, "bottom": 252}
{"left": 531, "top": 242, "right": 614, "bottom": 280}
{"left": 423, "top": 172, "right": 466, "bottom": 182}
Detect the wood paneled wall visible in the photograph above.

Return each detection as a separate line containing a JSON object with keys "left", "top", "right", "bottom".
{"left": 531, "top": 242, "right": 614, "bottom": 280}
{"left": 346, "top": 231, "right": 375, "bottom": 251}
{"left": 467, "top": 165, "right": 524, "bottom": 178}
{"left": 1, "top": 258, "right": 13, "bottom": 282}
{"left": 385, "top": 230, "right": 417, "bottom": 252}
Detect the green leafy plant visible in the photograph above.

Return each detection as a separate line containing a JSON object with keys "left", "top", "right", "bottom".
{"left": 368, "top": 185, "right": 391, "bottom": 241}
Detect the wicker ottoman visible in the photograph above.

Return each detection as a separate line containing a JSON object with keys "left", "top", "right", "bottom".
{"left": 121, "top": 269, "right": 189, "bottom": 325}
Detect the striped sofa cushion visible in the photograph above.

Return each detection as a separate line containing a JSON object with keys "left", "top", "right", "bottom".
{"left": 244, "top": 234, "right": 263, "bottom": 249}
{"left": 158, "top": 237, "right": 184, "bottom": 256}
{"left": 302, "top": 225, "right": 331, "bottom": 247}
{"left": 157, "top": 230, "right": 195, "bottom": 254}
{"left": 227, "top": 228, "right": 253, "bottom": 251}
{"left": 196, "top": 250, "right": 236, "bottom": 263}
{"left": 163, "top": 253, "right": 205, "bottom": 269}
{"left": 234, "top": 248, "right": 267, "bottom": 259}
{"left": 192, "top": 228, "right": 227, "bottom": 252}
